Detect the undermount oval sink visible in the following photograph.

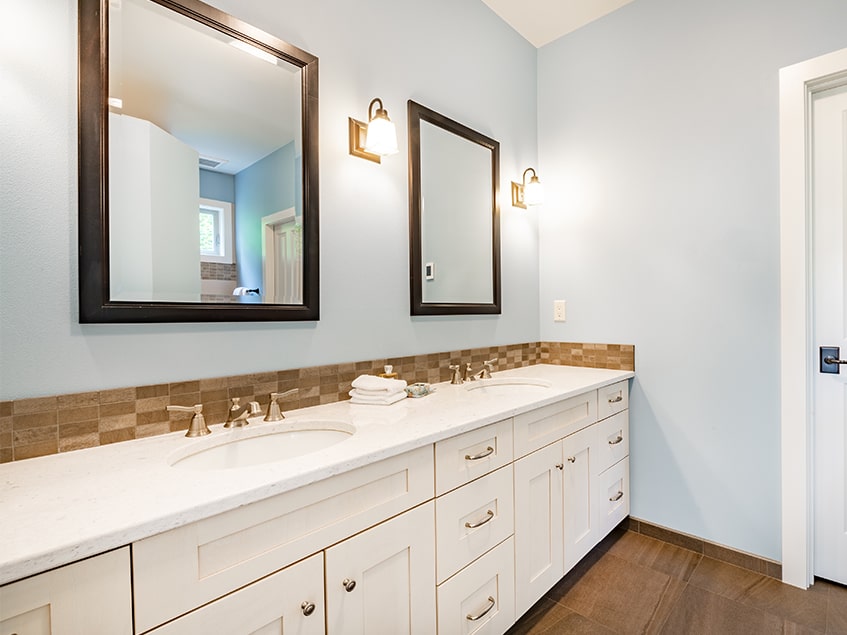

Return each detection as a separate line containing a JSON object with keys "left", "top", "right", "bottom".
{"left": 464, "top": 377, "right": 553, "bottom": 394}
{"left": 169, "top": 421, "right": 355, "bottom": 470}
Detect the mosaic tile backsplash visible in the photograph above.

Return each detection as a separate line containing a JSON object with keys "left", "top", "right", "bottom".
{"left": 0, "top": 342, "right": 634, "bottom": 463}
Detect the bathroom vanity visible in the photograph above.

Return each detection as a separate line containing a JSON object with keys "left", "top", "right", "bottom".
{"left": 0, "top": 364, "right": 632, "bottom": 634}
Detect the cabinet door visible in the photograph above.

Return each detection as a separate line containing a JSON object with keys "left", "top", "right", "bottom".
{"left": 513, "top": 442, "right": 563, "bottom": 617}
{"left": 325, "top": 502, "right": 436, "bottom": 635}
{"left": 562, "top": 428, "right": 597, "bottom": 573}
{"left": 0, "top": 548, "right": 132, "bottom": 635}
{"left": 148, "top": 553, "right": 324, "bottom": 635}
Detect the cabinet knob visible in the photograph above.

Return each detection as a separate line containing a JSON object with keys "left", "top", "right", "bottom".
{"left": 342, "top": 578, "right": 357, "bottom": 592}
{"left": 567, "top": 456, "right": 576, "bottom": 463}
{"left": 301, "top": 601, "right": 316, "bottom": 616}
{"left": 555, "top": 463, "right": 564, "bottom": 470}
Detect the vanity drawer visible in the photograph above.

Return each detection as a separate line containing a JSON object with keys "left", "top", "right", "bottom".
{"left": 435, "top": 419, "right": 513, "bottom": 495}
{"left": 132, "top": 445, "right": 434, "bottom": 633}
{"left": 147, "top": 553, "right": 324, "bottom": 635}
{"left": 598, "top": 380, "right": 629, "bottom": 420}
{"left": 513, "top": 390, "right": 597, "bottom": 459}
{"left": 435, "top": 465, "right": 514, "bottom": 584}
{"left": 436, "top": 536, "right": 515, "bottom": 635}
{"left": 595, "top": 411, "right": 629, "bottom": 475}
{"left": 597, "top": 457, "right": 629, "bottom": 537}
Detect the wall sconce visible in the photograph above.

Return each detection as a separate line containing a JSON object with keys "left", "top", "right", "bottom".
{"left": 511, "top": 167, "right": 544, "bottom": 208}
{"left": 348, "top": 97, "right": 399, "bottom": 163}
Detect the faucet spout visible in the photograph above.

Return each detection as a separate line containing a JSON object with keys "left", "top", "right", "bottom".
{"left": 224, "top": 397, "right": 261, "bottom": 428}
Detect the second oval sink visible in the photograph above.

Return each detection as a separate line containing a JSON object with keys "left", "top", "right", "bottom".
{"left": 169, "top": 421, "right": 355, "bottom": 470}
{"left": 464, "top": 377, "right": 552, "bottom": 395}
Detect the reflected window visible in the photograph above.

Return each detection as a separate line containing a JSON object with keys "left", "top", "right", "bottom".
{"left": 199, "top": 198, "right": 234, "bottom": 264}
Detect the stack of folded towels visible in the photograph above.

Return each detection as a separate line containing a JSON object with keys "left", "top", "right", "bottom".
{"left": 349, "top": 374, "right": 408, "bottom": 405}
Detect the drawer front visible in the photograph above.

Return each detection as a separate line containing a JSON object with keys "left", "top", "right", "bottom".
{"left": 435, "top": 419, "right": 513, "bottom": 495}
{"left": 435, "top": 465, "right": 515, "bottom": 584}
{"left": 436, "top": 537, "right": 515, "bottom": 635}
{"left": 598, "top": 380, "right": 629, "bottom": 420}
{"left": 595, "top": 411, "right": 629, "bottom": 475}
{"left": 513, "top": 391, "right": 597, "bottom": 458}
{"left": 133, "top": 445, "right": 434, "bottom": 633}
{"left": 597, "top": 457, "right": 630, "bottom": 537}
{"left": 148, "top": 553, "right": 324, "bottom": 635}
{"left": 0, "top": 547, "right": 132, "bottom": 635}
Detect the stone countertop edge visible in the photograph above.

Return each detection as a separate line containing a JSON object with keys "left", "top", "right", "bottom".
{"left": 0, "top": 364, "right": 633, "bottom": 585}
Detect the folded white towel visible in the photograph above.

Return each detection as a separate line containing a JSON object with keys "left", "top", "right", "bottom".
{"left": 351, "top": 374, "right": 407, "bottom": 393}
{"left": 349, "top": 390, "right": 407, "bottom": 406}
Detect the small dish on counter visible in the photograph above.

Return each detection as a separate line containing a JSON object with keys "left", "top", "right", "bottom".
{"left": 405, "top": 382, "right": 434, "bottom": 398}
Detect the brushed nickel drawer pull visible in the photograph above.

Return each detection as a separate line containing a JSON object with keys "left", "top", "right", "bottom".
{"left": 465, "top": 446, "right": 494, "bottom": 461}
{"left": 301, "top": 601, "right": 316, "bottom": 616}
{"left": 610, "top": 491, "right": 624, "bottom": 502}
{"left": 342, "top": 578, "right": 356, "bottom": 592}
{"left": 466, "top": 596, "right": 496, "bottom": 621}
{"left": 608, "top": 395, "right": 623, "bottom": 403}
{"left": 465, "top": 510, "right": 495, "bottom": 529}
{"left": 608, "top": 435, "right": 623, "bottom": 445}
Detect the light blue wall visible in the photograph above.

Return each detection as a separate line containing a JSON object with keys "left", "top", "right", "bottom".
{"left": 234, "top": 142, "right": 297, "bottom": 290}
{"left": 0, "top": 0, "right": 538, "bottom": 399}
{"left": 537, "top": 0, "right": 847, "bottom": 560}
{"left": 199, "top": 169, "right": 235, "bottom": 203}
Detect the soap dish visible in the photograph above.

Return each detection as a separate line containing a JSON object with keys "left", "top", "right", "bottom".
{"left": 405, "top": 383, "right": 434, "bottom": 398}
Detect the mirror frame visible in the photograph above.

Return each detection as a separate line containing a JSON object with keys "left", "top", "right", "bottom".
{"left": 407, "top": 100, "right": 501, "bottom": 316}
{"left": 78, "top": 0, "right": 319, "bottom": 322}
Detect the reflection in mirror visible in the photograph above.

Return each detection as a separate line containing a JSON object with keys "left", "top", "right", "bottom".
{"left": 78, "top": 0, "right": 319, "bottom": 322}
{"left": 408, "top": 101, "right": 500, "bottom": 315}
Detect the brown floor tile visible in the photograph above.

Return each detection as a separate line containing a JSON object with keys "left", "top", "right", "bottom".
{"left": 689, "top": 557, "right": 828, "bottom": 632}
{"left": 507, "top": 597, "right": 574, "bottom": 634}
{"left": 823, "top": 577, "right": 847, "bottom": 634}
{"left": 604, "top": 531, "right": 702, "bottom": 582}
{"left": 547, "top": 551, "right": 678, "bottom": 635}
{"left": 660, "top": 585, "right": 784, "bottom": 634}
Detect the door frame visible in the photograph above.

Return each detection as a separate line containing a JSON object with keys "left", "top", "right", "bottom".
{"left": 780, "top": 46, "right": 847, "bottom": 589}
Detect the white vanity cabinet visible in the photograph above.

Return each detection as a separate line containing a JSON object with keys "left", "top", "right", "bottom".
{"left": 513, "top": 380, "right": 630, "bottom": 617}
{"left": 325, "top": 502, "right": 436, "bottom": 635}
{"left": 433, "top": 421, "right": 516, "bottom": 634}
{"left": 132, "top": 446, "right": 434, "bottom": 633}
{"left": 0, "top": 547, "right": 132, "bottom": 635}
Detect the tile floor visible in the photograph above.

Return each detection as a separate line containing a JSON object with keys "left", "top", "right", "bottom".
{"left": 507, "top": 527, "right": 847, "bottom": 634}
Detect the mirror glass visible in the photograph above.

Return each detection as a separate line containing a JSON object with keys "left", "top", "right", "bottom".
{"left": 408, "top": 101, "right": 500, "bottom": 315}
{"left": 78, "top": 0, "right": 319, "bottom": 322}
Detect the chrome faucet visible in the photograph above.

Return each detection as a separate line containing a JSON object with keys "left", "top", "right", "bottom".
{"left": 224, "top": 397, "right": 261, "bottom": 428}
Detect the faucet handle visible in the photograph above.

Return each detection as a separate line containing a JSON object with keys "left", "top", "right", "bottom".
{"left": 479, "top": 358, "right": 498, "bottom": 380}
{"left": 167, "top": 404, "right": 211, "bottom": 438}
{"left": 461, "top": 362, "right": 474, "bottom": 382}
{"left": 448, "top": 364, "right": 463, "bottom": 385}
{"left": 264, "top": 389, "right": 297, "bottom": 422}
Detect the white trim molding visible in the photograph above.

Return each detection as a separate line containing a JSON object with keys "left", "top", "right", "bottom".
{"left": 780, "top": 46, "right": 847, "bottom": 589}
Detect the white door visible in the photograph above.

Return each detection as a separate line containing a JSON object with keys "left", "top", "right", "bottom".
{"left": 813, "top": 82, "right": 847, "bottom": 584}
{"left": 562, "top": 426, "right": 596, "bottom": 572}
{"left": 262, "top": 208, "right": 302, "bottom": 304}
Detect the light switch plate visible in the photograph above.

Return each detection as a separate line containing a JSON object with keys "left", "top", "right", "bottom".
{"left": 553, "top": 300, "right": 566, "bottom": 322}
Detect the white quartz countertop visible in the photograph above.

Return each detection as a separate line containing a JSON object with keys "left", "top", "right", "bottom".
{"left": 0, "top": 364, "right": 633, "bottom": 585}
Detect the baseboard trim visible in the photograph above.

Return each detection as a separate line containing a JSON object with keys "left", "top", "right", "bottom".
{"left": 627, "top": 517, "right": 782, "bottom": 580}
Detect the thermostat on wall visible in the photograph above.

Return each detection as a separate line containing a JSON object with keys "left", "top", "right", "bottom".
{"left": 425, "top": 262, "right": 435, "bottom": 280}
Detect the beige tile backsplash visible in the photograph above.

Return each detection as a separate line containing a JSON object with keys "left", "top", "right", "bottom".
{"left": 0, "top": 341, "right": 633, "bottom": 463}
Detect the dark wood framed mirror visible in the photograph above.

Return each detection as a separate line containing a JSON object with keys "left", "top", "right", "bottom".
{"left": 78, "top": 0, "right": 319, "bottom": 322}
{"left": 408, "top": 101, "right": 500, "bottom": 316}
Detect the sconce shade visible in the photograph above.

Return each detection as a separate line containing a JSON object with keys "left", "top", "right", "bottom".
{"left": 349, "top": 97, "right": 397, "bottom": 163}
{"left": 511, "top": 167, "right": 544, "bottom": 208}
{"left": 364, "top": 113, "right": 398, "bottom": 156}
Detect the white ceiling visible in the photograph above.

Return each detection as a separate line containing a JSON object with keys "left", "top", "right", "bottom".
{"left": 480, "top": 0, "right": 636, "bottom": 48}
